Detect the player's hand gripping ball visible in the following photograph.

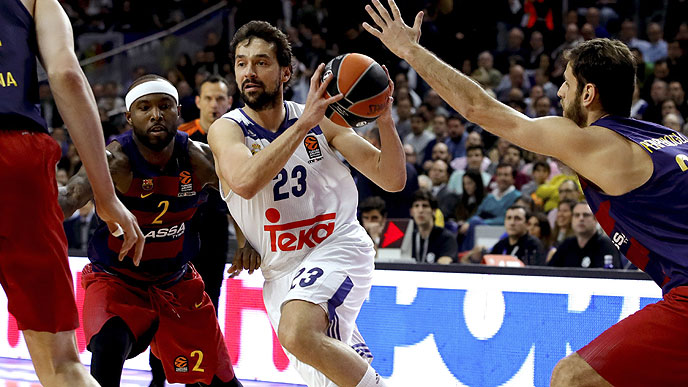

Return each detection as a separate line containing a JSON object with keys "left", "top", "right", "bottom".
{"left": 322, "top": 53, "right": 390, "bottom": 128}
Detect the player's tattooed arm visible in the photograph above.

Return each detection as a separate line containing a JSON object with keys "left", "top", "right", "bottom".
{"left": 190, "top": 140, "right": 220, "bottom": 191}
{"left": 58, "top": 141, "right": 132, "bottom": 219}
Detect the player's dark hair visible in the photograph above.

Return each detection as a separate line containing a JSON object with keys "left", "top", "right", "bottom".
{"left": 230, "top": 21, "right": 293, "bottom": 74}
{"left": 412, "top": 189, "right": 438, "bottom": 210}
{"left": 359, "top": 196, "right": 387, "bottom": 218}
{"left": 564, "top": 38, "right": 635, "bottom": 117}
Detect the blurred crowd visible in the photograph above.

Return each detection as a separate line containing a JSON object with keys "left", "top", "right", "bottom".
{"left": 49, "top": 0, "right": 688, "bottom": 269}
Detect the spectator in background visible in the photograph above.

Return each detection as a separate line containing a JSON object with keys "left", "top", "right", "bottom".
{"left": 450, "top": 132, "right": 492, "bottom": 172}
{"left": 520, "top": 160, "right": 550, "bottom": 197}
{"left": 662, "top": 99, "right": 685, "bottom": 127}
{"left": 404, "top": 112, "right": 434, "bottom": 157}
{"left": 422, "top": 113, "right": 449, "bottom": 166}
{"left": 668, "top": 81, "right": 688, "bottom": 119}
{"left": 667, "top": 40, "right": 687, "bottom": 81}
{"left": 533, "top": 95, "right": 555, "bottom": 117}
{"left": 428, "top": 159, "right": 460, "bottom": 222}
{"left": 645, "top": 22, "right": 668, "bottom": 64}
{"left": 525, "top": 30, "right": 546, "bottom": 70}
{"left": 63, "top": 200, "right": 97, "bottom": 253}
{"left": 444, "top": 115, "right": 468, "bottom": 160}
{"left": 664, "top": 113, "right": 683, "bottom": 132}
{"left": 422, "top": 141, "right": 452, "bottom": 174}
{"left": 458, "top": 163, "right": 521, "bottom": 251}
{"left": 499, "top": 144, "right": 531, "bottom": 190}
{"left": 495, "top": 64, "right": 531, "bottom": 102}
{"left": 409, "top": 190, "right": 458, "bottom": 264}
{"left": 359, "top": 127, "right": 420, "bottom": 218}
{"left": 455, "top": 170, "right": 486, "bottom": 226}
{"left": 528, "top": 211, "right": 553, "bottom": 251}
{"left": 494, "top": 27, "right": 528, "bottom": 74}
{"left": 393, "top": 97, "right": 413, "bottom": 140}
{"left": 580, "top": 23, "right": 596, "bottom": 41}
{"left": 359, "top": 196, "right": 387, "bottom": 257}
{"left": 585, "top": 7, "right": 610, "bottom": 39}
{"left": 56, "top": 168, "right": 70, "bottom": 187}
{"left": 549, "top": 202, "right": 621, "bottom": 269}
{"left": 471, "top": 51, "right": 502, "bottom": 90}
{"left": 546, "top": 179, "right": 582, "bottom": 227}
{"left": 631, "top": 81, "right": 649, "bottom": 120}
{"left": 448, "top": 145, "right": 492, "bottom": 195}
{"left": 550, "top": 199, "right": 577, "bottom": 253}
{"left": 403, "top": 143, "right": 421, "bottom": 174}
{"left": 643, "top": 79, "right": 669, "bottom": 124}
{"left": 618, "top": 19, "right": 650, "bottom": 59}
{"left": 551, "top": 23, "right": 583, "bottom": 64}
{"left": 489, "top": 205, "right": 545, "bottom": 265}
{"left": 533, "top": 68, "right": 560, "bottom": 104}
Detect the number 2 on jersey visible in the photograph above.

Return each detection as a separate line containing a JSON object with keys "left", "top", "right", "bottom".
{"left": 273, "top": 165, "right": 307, "bottom": 201}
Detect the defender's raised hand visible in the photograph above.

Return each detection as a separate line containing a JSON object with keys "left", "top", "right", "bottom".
{"left": 363, "top": 0, "right": 423, "bottom": 59}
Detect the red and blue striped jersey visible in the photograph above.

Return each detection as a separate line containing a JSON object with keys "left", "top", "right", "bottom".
{"left": 581, "top": 116, "right": 688, "bottom": 294}
{"left": 88, "top": 130, "right": 207, "bottom": 283}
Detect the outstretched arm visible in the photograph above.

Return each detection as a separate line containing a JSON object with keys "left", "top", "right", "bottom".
{"left": 363, "top": 0, "right": 650, "bottom": 195}
{"left": 35, "top": 0, "right": 144, "bottom": 261}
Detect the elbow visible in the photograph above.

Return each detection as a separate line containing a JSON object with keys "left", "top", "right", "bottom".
{"left": 231, "top": 181, "right": 259, "bottom": 200}
{"left": 384, "top": 171, "right": 407, "bottom": 193}
{"left": 48, "top": 66, "right": 85, "bottom": 88}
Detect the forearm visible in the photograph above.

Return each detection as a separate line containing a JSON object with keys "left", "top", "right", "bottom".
{"left": 373, "top": 118, "right": 406, "bottom": 191}
{"left": 223, "top": 121, "right": 310, "bottom": 198}
{"left": 58, "top": 182, "right": 93, "bottom": 220}
{"left": 50, "top": 65, "right": 116, "bottom": 202}
{"left": 402, "top": 44, "right": 511, "bottom": 132}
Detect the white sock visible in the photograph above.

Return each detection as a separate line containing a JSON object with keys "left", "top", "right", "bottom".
{"left": 355, "top": 364, "right": 387, "bottom": 387}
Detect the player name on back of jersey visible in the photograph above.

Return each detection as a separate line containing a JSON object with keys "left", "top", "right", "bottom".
{"left": 263, "top": 208, "right": 336, "bottom": 252}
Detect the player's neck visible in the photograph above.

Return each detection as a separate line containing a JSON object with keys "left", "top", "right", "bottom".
{"left": 243, "top": 98, "right": 286, "bottom": 132}
{"left": 134, "top": 136, "right": 175, "bottom": 169}
{"left": 586, "top": 110, "right": 611, "bottom": 126}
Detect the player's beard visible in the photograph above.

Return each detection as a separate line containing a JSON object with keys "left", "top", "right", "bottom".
{"left": 564, "top": 92, "right": 587, "bottom": 127}
{"left": 241, "top": 79, "right": 281, "bottom": 111}
{"left": 135, "top": 128, "right": 175, "bottom": 152}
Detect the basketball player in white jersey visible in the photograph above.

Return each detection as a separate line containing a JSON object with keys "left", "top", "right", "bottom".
{"left": 208, "top": 21, "right": 405, "bottom": 387}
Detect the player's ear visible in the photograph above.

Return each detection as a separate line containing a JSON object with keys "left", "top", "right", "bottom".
{"left": 582, "top": 83, "right": 596, "bottom": 106}
{"left": 125, "top": 111, "right": 132, "bottom": 125}
{"left": 282, "top": 65, "right": 292, "bottom": 84}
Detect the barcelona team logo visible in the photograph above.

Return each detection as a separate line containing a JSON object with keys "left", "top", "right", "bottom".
{"left": 174, "top": 355, "right": 188, "bottom": 372}
{"left": 304, "top": 135, "right": 322, "bottom": 162}
{"left": 142, "top": 179, "right": 154, "bottom": 191}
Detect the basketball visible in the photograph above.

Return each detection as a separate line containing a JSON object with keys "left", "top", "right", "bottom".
{"left": 322, "top": 53, "right": 390, "bottom": 128}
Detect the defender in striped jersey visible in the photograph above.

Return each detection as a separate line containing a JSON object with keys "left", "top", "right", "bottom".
{"left": 59, "top": 75, "right": 256, "bottom": 387}
{"left": 365, "top": 2, "right": 688, "bottom": 385}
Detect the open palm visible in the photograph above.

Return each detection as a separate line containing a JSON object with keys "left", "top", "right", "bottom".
{"left": 362, "top": 0, "right": 423, "bottom": 59}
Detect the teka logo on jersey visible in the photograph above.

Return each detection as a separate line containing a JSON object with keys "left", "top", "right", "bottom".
{"left": 264, "top": 208, "right": 335, "bottom": 252}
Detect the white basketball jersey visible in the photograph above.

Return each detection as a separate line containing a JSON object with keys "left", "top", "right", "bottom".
{"left": 219, "top": 101, "right": 373, "bottom": 280}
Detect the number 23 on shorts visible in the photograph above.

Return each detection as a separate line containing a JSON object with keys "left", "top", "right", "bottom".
{"left": 291, "top": 267, "right": 324, "bottom": 289}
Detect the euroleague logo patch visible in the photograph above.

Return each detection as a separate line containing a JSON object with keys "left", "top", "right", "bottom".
{"left": 178, "top": 170, "right": 196, "bottom": 197}
{"left": 303, "top": 135, "right": 323, "bottom": 163}
{"left": 174, "top": 355, "right": 189, "bottom": 372}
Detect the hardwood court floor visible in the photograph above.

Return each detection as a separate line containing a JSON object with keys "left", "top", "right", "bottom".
{"left": 0, "top": 357, "right": 305, "bottom": 387}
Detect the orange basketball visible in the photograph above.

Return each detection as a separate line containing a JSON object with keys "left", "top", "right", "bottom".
{"left": 322, "top": 53, "right": 390, "bottom": 128}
